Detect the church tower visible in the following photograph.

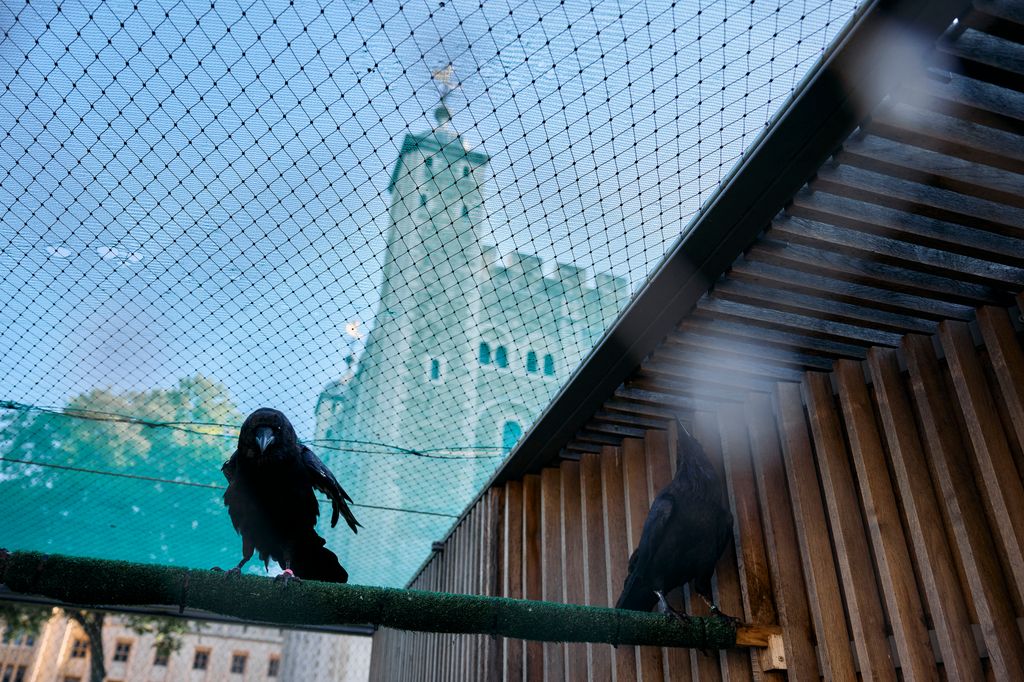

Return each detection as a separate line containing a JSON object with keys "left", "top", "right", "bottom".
{"left": 314, "top": 75, "right": 629, "bottom": 586}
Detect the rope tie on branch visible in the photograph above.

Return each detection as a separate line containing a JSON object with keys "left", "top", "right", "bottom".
{"left": 0, "top": 550, "right": 752, "bottom": 650}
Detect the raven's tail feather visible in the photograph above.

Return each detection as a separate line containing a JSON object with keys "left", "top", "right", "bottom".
{"left": 615, "top": 571, "right": 657, "bottom": 611}
{"left": 289, "top": 535, "right": 348, "bottom": 583}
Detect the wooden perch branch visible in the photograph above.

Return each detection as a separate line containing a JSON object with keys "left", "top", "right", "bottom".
{"left": 0, "top": 550, "right": 782, "bottom": 651}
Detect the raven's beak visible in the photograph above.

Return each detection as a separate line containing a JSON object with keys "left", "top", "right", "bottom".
{"left": 254, "top": 427, "right": 275, "bottom": 455}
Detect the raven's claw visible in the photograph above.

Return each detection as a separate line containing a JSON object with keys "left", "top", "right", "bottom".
{"left": 274, "top": 568, "right": 302, "bottom": 585}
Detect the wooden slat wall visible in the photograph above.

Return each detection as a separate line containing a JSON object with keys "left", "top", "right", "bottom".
{"left": 370, "top": 307, "right": 1024, "bottom": 680}
{"left": 369, "top": 5, "right": 1024, "bottom": 678}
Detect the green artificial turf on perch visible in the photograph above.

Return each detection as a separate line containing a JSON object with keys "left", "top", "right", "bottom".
{"left": 0, "top": 549, "right": 769, "bottom": 650}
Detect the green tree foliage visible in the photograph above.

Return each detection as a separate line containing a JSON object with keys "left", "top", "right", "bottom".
{"left": 0, "top": 374, "right": 244, "bottom": 568}
{"left": 0, "top": 602, "right": 51, "bottom": 639}
{"left": 122, "top": 614, "right": 202, "bottom": 659}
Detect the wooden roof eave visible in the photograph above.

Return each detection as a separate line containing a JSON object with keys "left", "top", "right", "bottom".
{"left": 492, "top": 0, "right": 972, "bottom": 485}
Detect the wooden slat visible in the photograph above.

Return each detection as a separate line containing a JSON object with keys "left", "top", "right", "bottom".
{"left": 791, "top": 189, "right": 1024, "bottom": 265}
{"left": 523, "top": 474, "right": 544, "bottom": 682}
{"left": 756, "top": 234, "right": 1005, "bottom": 307}
{"left": 745, "top": 392, "right": 819, "bottom": 679}
{"left": 653, "top": 343, "right": 806, "bottom": 383}
{"left": 938, "top": 320, "right": 1024, "bottom": 604}
{"left": 729, "top": 257, "right": 976, "bottom": 323}
{"left": 835, "top": 360, "right": 937, "bottom": 681}
{"left": 504, "top": 480, "right": 524, "bottom": 682}
{"left": 804, "top": 372, "right": 898, "bottom": 680}
{"left": 714, "top": 275, "right": 937, "bottom": 336}
{"left": 579, "top": 453, "right": 612, "bottom": 680}
{"left": 902, "top": 334, "right": 1024, "bottom": 678}
{"left": 666, "top": 326, "right": 838, "bottom": 371}
{"left": 835, "top": 133, "right": 1024, "bottom": 209}
{"left": 682, "top": 311, "right": 873, "bottom": 360}
{"left": 906, "top": 70, "right": 1024, "bottom": 135}
{"left": 600, "top": 446, "right": 638, "bottom": 682}
{"left": 870, "top": 100, "right": 1024, "bottom": 175}
{"left": 604, "top": 396, "right": 679, "bottom": 421}
{"left": 717, "top": 402, "right": 778, "bottom": 679}
{"left": 701, "top": 294, "right": 905, "bottom": 347}
{"left": 692, "top": 413, "right": 750, "bottom": 682}
{"left": 941, "top": 26, "right": 1024, "bottom": 93}
{"left": 540, "top": 468, "right": 565, "bottom": 681}
{"left": 811, "top": 160, "right": 1019, "bottom": 237}
{"left": 645, "top": 424, "right": 695, "bottom": 682}
{"left": 976, "top": 306, "right": 1024, "bottom": 465}
{"left": 559, "top": 460, "right": 588, "bottom": 681}
{"left": 774, "top": 215, "right": 1024, "bottom": 288}
{"left": 621, "top": 437, "right": 665, "bottom": 682}
{"left": 867, "top": 348, "right": 984, "bottom": 681}
{"left": 640, "top": 358, "right": 781, "bottom": 394}
{"left": 487, "top": 487, "right": 504, "bottom": 680}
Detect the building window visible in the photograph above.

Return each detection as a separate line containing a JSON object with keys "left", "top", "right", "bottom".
{"left": 112, "top": 640, "right": 131, "bottom": 663}
{"left": 153, "top": 649, "right": 169, "bottom": 666}
{"left": 13, "top": 668, "right": 25, "bottom": 682}
{"left": 231, "top": 653, "right": 248, "bottom": 674}
{"left": 70, "top": 639, "right": 88, "bottom": 658}
{"left": 63, "top": 677, "right": 81, "bottom": 682}
{"left": 23, "top": 635, "right": 34, "bottom": 647}
{"left": 502, "top": 421, "right": 522, "bottom": 454}
{"left": 478, "top": 342, "right": 491, "bottom": 365}
{"left": 425, "top": 156, "right": 433, "bottom": 170}
{"left": 268, "top": 656, "right": 281, "bottom": 677}
{"left": 1, "top": 667, "right": 10, "bottom": 682}
{"left": 419, "top": 194, "right": 427, "bottom": 207}
{"left": 526, "top": 351, "right": 538, "bottom": 374}
{"left": 193, "top": 649, "right": 210, "bottom": 670}
{"left": 427, "top": 357, "right": 443, "bottom": 383}
{"left": 543, "top": 354, "right": 555, "bottom": 377}
{"left": 494, "top": 346, "right": 508, "bottom": 369}
{"left": 461, "top": 204, "right": 469, "bottom": 218}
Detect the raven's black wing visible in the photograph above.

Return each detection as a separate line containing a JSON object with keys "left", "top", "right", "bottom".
{"left": 299, "top": 445, "right": 361, "bottom": 533}
{"left": 616, "top": 495, "right": 674, "bottom": 610}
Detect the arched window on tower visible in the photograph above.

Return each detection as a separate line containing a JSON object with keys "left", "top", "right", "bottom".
{"left": 502, "top": 421, "right": 522, "bottom": 454}
{"left": 462, "top": 166, "right": 470, "bottom": 177}
{"left": 526, "top": 351, "right": 538, "bottom": 374}
{"left": 419, "top": 194, "right": 427, "bottom": 207}
{"left": 495, "top": 346, "right": 508, "bottom": 369}
{"left": 478, "top": 342, "right": 491, "bottom": 365}
{"left": 461, "top": 204, "right": 469, "bottom": 219}
{"left": 543, "top": 354, "right": 555, "bottom": 377}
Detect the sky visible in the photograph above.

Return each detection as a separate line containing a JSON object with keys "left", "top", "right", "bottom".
{"left": 0, "top": 0, "right": 862, "bottom": 584}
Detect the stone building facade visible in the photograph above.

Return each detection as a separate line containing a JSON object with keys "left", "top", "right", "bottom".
{"left": 0, "top": 611, "right": 369, "bottom": 682}
{"left": 313, "top": 118, "right": 629, "bottom": 582}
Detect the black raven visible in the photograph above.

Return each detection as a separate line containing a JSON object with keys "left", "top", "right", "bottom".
{"left": 615, "top": 423, "right": 735, "bottom": 622}
{"left": 217, "top": 408, "right": 360, "bottom": 583}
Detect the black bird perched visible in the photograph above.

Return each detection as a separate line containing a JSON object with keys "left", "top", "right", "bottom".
{"left": 217, "top": 408, "right": 360, "bottom": 583}
{"left": 615, "top": 422, "right": 735, "bottom": 622}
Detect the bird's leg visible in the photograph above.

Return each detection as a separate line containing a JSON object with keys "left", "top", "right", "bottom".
{"left": 213, "top": 537, "right": 253, "bottom": 577}
{"left": 655, "top": 590, "right": 691, "bottom": 625}
{"left": 698, "top": 592, "right": 741, "bottom": 627}
{"left": 274, "top": 549, "right": 303, "bottom": 585}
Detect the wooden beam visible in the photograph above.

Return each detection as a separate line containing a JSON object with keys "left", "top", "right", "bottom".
{"left": 976, "top": 306, "right": 1024, "bottom": 469}
{"left": 938, "top": 321, "right": 1024, "bottom": 602}
{"left": 600, "top": 446, "right": 638, "bottom": 682}
{"left": 745, "top": 393, "right": 818, "bottom": 678}
{"left": 804, "top": 372, "right": 898, "bottom": 680}
{"left": 559, "top": 461, "right": 588, "bottom": 681}
{"left": 834, "top": 360, "right": 937, "bottom": 681}
{"left": 775, "top": 382, "right": 857, "bottom": 680}
{"left": 902, "top": 334, "right": 1024, "bottom": 677}
{"left": 867, "top": 348, "right": 984, "bottom": 681}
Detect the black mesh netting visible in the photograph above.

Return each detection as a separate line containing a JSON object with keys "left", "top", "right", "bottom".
{"left": 0, "top": 0, "right": 859, "bottom": 586}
